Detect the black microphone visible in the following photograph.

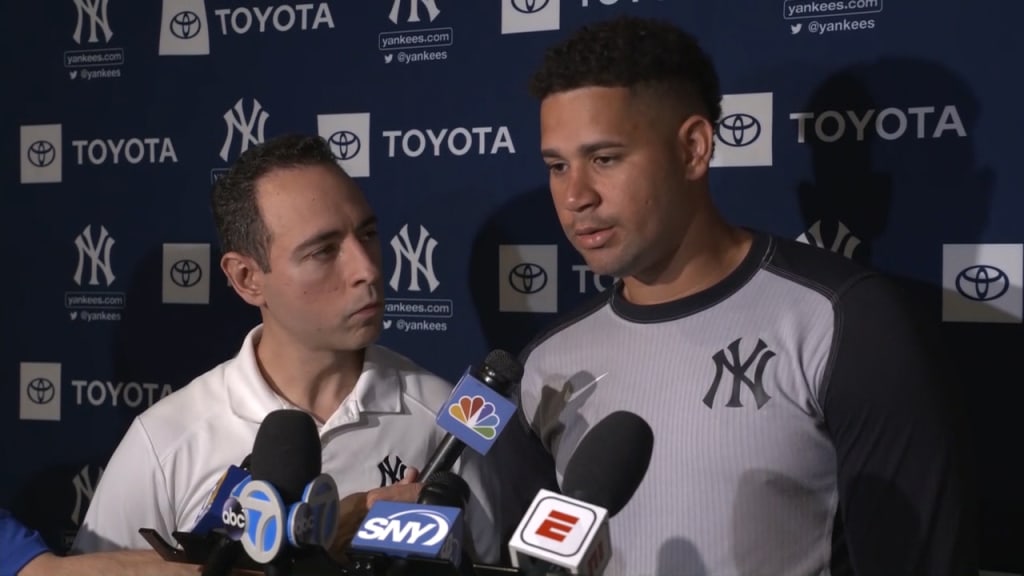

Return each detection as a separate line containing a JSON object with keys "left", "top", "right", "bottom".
{"left": 417, "top": 471, "right": 470, "bottom": 509}
{"left": 234, "top": 409, "right": 323, "bottom": 576}
{"left": 199, "top": 454, "right": 252, "bottom": 576}
{"left": 383, "top": 472, "right": 477, "bottom": 576}
{"left": 560, "top": 411, "right": 653, "bottom": 516}
{"left": 139, "top": 449, "right": 254, "bottom": 569}
{"left": 420, "top": 350, "right": 524, "bottom": 481}
{"left": 509, "top": 411, "right": 655, "bottom": 575}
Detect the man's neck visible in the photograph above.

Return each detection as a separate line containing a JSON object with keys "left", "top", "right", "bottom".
{"left": 253, "top": 325, "right": 366, "bottom": 424}
{"left": 621, "top": 206, "right": 753, "bottom": 306}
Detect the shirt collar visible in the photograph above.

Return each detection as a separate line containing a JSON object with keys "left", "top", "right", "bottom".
{"left": 226, "top": 325, "right": 404, "bottom": 429}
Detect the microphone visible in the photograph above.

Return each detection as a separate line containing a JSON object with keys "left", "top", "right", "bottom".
{"left": 378, "top": 471, "right": 479, "bottom": 576}
{"left": 417, "top": 471, "right": 470, "bottom": 509}
{"left": 348, "top": 473, "right": 468, "bottom": 571}
{"left": 507, "top": 411, "right": 655, "bottom": 576}
{"left": 140, "top": 413, "right": 340, "bottom": 574}
{"left": 189, "top": 460, "right": 252, "bottom": 536}
{"left": 421, "top": 349, "right": 524, "bottom": 481}
{"left": 182, "top": 458, "right": 252, "bottom": 576}
{"left": 225, "top": 409, "right": 336, "bottom": 576}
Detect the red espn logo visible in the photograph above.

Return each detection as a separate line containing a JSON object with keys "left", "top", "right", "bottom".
{"left": 535, "top": 509, "right": 579, "bottom": 542}
{"left": 520, "top": 495, "right": 598, "bottom": 556}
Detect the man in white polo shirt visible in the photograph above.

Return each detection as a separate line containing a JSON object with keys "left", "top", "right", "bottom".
{"left": 70, "top": 133, "right": 509, "bottom": 564}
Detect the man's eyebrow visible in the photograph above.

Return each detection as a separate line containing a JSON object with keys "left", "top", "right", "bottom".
{"left": 541, "top": 140, "right": 627, "bottom": 158}
{"left": 357, "top": 215, "right": 378, "bottom": 230}
{"left": 293, "top": 229, "right": 344, "bottom": 255}
{"left": 292, "top": 215, "right": 378, "bottom": 255}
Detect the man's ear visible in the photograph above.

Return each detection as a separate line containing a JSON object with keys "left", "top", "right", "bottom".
{"left": 221, "top": 251, "right": 266, "bottom": 307}
{"left": 677, "top": 114, "right": 714, "bottom": 181}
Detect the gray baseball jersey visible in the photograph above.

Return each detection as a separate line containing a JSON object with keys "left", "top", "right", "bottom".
{"left": 517, "top": 230, "right": 972, "bottom": 576}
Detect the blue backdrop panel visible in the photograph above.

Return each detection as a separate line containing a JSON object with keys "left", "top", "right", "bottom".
{"left": 2, "top": 1, "right": 1021, "bottom": 572}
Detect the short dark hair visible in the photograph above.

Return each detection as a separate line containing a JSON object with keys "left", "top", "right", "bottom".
{"left": 211, "top": 133, "right": 342, "bottom": 271}
{"left": 528, "top": 15, "right": 723, "bottom": 125}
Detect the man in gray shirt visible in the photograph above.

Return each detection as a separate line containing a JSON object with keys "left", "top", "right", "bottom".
{"left": 516, "top": 15, "right": 975, "bottom": 576}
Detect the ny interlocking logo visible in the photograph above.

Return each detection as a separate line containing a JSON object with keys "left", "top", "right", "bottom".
{"left": 703, "top": 337, "right": 775, "bottom": 409}
{"left": 70, "top": 464, "right": 104, "bottom": 526}
{"left": 220, "top": 98, "right": 269, "bottom": 162}
{"left": 796, "top": 220, "right": 861, "bottom": 259}
{"left": 66, "top": 0, "right": 124, "bottom": 80}
{"left": 66, "top": 225, "right": 125, "bottom": 322}
{"left": 72, "top": 0, "right": 113, "bottom": 44}
{"left": 379, "top": 0, "right": 451, "bottom": 65}
{"left": 377, "top": 455, "right": 408, "bottom": 487}
{"left": 74, "top": 225, "right": 116, "bottom": 287}
{"left": 390, "top": 224, "right": 440, "bottom": 293}
{"left": 389, "top": 0, "right": 440, "bottom": 24}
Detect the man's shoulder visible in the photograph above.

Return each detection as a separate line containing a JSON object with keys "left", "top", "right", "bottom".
{"left": 763, "top": 233, "right": 883, "bottom": 300}
{"left": 368, "top": 344, "right": 455, "bottom": 411}
{"left": 132, "top": 357, "right": 235, "bottom": 454}
{"left": 518, "top": 289, "right": 612, "bottom": 365}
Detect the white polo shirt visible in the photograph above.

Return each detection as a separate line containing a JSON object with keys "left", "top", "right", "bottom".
{"left": 69, "top": 325, "right": 504, "bottom": 563}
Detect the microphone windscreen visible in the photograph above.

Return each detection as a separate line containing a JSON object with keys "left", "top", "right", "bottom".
{"left": 416, "top": 471, "right": 470, "bottom": 509}
{"left": 561, "top": 410, "right": 654, "bottom": 517}
{"left": 249, "top": 409, "right": 322, "bottom": 503}
{"left": 483, "top": 349, "right": 524, "bottom": 385}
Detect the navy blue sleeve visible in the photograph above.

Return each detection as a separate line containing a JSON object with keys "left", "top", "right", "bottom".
{"left": 0, "top": 509, "right": 51, "bottom": 575}
{"left": 823, "top": 274, "right": 977, "bottom": 575}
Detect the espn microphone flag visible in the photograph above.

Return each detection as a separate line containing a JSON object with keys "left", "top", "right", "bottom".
{"left": 350, "top": 500, "right": 464, "bottom": 564}
{"left": 508, "top": 489, "right": 611, "bottom": 576}
{"left": 434, "top": 366, "right": 517, "bottom": 455}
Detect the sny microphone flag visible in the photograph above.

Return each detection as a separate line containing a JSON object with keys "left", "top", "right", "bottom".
{"left": 435, "top": 366, "right": 517, "bottom": 455}
{"left": 350, "top": 500, "right": 464, "bottom": 564}
{"left": 508, "top": 489, "right": 611, "bottom": 576}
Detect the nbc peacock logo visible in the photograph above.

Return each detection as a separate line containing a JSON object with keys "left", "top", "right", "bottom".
{"left": 448, "top": 395, "right": 501, "bottom": 439}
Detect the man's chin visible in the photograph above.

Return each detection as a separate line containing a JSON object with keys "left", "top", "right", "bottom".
{"left": 332, "top": 322, "right": 383, "bottom": 351}
{"left": 356, "top": 322, "right": 383, "bottom": 345}
{"left": 580, "top": 256, "right": 625, "bottom": 280}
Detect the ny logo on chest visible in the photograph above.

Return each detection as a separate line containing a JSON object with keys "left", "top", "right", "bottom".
{"left": 703, "top": 337, "right": 776, "bottom": 410}
{"left": 377, "top": 454, "right": 408, "bottom": 487}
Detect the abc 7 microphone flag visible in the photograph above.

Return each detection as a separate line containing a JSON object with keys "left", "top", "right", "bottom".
{"left": 223, "top": 473, "right": 340, "bottom": 563}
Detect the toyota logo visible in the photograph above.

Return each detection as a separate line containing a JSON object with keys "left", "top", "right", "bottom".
{"left": 329, "top": 130, "right": 361, "bottom": 161}
{"left": 27, "top": 378, "right": 56, "bottom": 404}
{"left": 170, "top": 11, "right": 202, "bottom": 39}
{"left": 170, "top": 259, "right": 203, "bottom": 287}
{"left": 955, "top": 265, "right": 1009, "bottom": 301}
{"left": 509, "top": 263, "right": 548, "bottom": 294}
{"left": 27, "top": 140, "right": 56, "bottom": 167}
{"left": 716, "top": 113, "right": 761, "bottom": 147}
{"left": 511, "top": 0, "right": 550, "bottom": 14}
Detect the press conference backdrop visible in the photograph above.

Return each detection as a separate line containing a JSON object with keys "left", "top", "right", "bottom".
{"left": 2, "top": 0, "right": 1021, "bottom": 571}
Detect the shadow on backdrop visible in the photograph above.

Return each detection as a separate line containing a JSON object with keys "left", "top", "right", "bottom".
{"left": 11, "top": 461, "right": 100, "bottom": 554}
{"left": 468, "top": 185, "right": 574, "bottom": 358}
{"left": 797, "top": 57, "right": 1020, "bottom": 572}
{"left": 467, "top": 185, "right": 587, "bottom": 563}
